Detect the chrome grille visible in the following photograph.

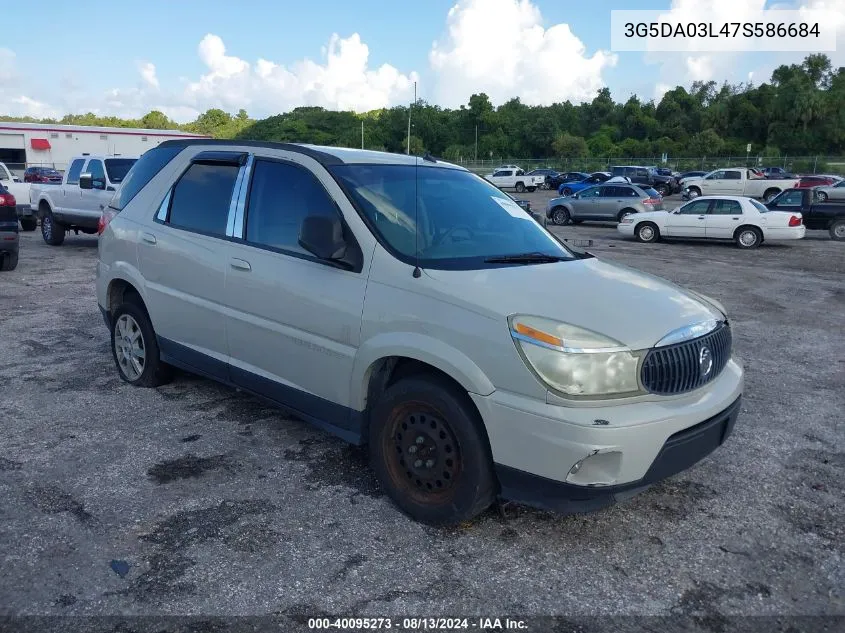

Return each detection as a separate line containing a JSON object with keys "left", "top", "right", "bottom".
{"left": 641, "top": 323, "right": 732, "bottom": 395}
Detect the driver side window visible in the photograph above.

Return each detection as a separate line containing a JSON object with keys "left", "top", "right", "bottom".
{"left": 678, "top": 200, "right": 711, "bottom": 215}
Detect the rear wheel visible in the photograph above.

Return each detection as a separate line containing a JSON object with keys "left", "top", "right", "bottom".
{"left": 636, "top": 222, "right": 659, "bottom": 243}
{"left": 20, "top": 218, "right": 37, "bottom": 231}
{"left": 369, "top": 375, "right": 496, "bottom": 526}
{"left": 551, "top": 206, "right": 570, "bottom": 226}
{"left": 687, "top": 187, "right": 701, "bottom": 199}
{"left": 0, "top": 251, "right": 18, "bottom": 271}
{"left": 735, "top": 226, "right": 762, "bottom": 249}
{"left": 41, "top": 208, "right": 65, "bottom": 246}
{"left": 817, "top": 191, "right": 828, "bottom": 202}
{"left": 830, "top": 219, "right": 845, "bottom": 241}
{"left": 763, "top": 189, "right": 780, "bottom": 203}
{"left": 562, "top": 187, "right": 573, "bottom": 197}
{"left": 515, "top": 182, "right": 525, "bottom": 193}
{"left": 617, "top": 208, "right": 636, "bottom": 223}
{"left": 110, "top": 300, "right": 172, "bottom": 387}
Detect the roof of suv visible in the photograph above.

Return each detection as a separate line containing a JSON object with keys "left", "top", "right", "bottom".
{"left": 156, "top": 139, "right": 466, "bottom": 170}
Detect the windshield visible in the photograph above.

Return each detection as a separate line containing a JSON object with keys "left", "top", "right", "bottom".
{"left": 104, "top": 158, "right": 138, "bottom": 183}
{"left": 331, "top": 164, "right": 574, "bottom": 269}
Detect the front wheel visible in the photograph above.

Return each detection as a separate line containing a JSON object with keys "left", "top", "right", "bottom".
{"left": 41, "top": 209, "right": 65, "bottom": 246}
{"left": 829, "top": 219, "right": 845, "bottom": 241}
{"left": 817, "top": 191, "right": 828, "bottom": 202}
{"left": 20, "top": 217, "right": 37, "bottom": 231}
{"left": 515, "top": 182, "right": 525, "bottom": 193}
{"left": 368, "top": 375, "right": 496, "bottom": 526}
{"left": 687, "top": 187, "right": 701, "bottom": 199}
{"left": 735, "top": 226, "right": 762, "bottom": 249}
{"left": 551, "top": 206, "right": 570, "bottom": 226}
{"left": 636, "top": 222, "right": 660, "bottom": 243}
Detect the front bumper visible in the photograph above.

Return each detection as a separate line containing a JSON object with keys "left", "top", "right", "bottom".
{"left": 616, "top": 221, "right": 636, "bottom": 237}
{"left": 471, "top": 357, "right": 744, "bottom": 513}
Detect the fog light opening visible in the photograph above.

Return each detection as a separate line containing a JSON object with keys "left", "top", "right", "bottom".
{"left": 565, "top": 450, "right": 623, "bottom": 487}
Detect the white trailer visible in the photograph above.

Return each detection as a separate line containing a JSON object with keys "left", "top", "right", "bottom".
{"left": 0, "top": 121, "right": 208, "bottom": 176}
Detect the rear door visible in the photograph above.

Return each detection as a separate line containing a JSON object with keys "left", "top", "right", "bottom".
{"left": 665, "top": 198, "right": 711, "bottom": 237}
{"left": 137, "top": 152, "right": 243, "bottom": 379}
{"left": 704, "top": 199, "right": 744, "bottom": 239}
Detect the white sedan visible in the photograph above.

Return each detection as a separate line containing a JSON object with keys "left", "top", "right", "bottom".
{"left": 617, "top": 195, "right": 805, "bottom": 249}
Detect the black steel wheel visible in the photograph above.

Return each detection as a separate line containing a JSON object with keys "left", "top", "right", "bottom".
{"left": 369, "top": 375, "right": 495, "bottom": 525}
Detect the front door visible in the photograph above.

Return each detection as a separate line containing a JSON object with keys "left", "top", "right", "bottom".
{"left": 666, "top": 198, "right": 711, "bottom": 237}
{"left": 81, "top": 159, "right": 112, "bottom": 214}
{"left": 571, "top": 186, "right": 604, "bottom": 219}
{"left": 705, "top": 198, "right": 744, "bottom": 239}
{"left": 223, "top": 156, "right": 370, "bottom": 434}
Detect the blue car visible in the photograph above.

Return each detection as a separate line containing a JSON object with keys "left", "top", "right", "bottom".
{"left": 557, "top": 172, "right": 611, "bottom": 196}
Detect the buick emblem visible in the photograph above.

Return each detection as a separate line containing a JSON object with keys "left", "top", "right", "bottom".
{"left": 699, "top": 346, "right": 714, "bottom": 378}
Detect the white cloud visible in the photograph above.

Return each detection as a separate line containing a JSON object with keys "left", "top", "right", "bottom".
{"left": 138, "top": 62, "right": 159, "bottom": 90}
{"left": 429, "top": 0, "right": 616, "bottom": 106}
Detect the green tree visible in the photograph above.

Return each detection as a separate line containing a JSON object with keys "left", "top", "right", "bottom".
{"left": 552, "top": 133, "right": 588, "bottom": 158}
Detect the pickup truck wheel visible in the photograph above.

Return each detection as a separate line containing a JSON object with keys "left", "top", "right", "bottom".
{"left": 515, "top": 182, "right": 525, "bottom": 193}
{"left": 830, "top": 219, "right": 845, "bottom": 241}
{"left": 110, "top": 302, "right": 172, "bottom": 387}
{"left": 735, "top": 226, "right": 762, "bottom": 249}
{"left": 0, "top": 251, "right": 18, "bottom": 271}
{"left": 763, "top": 189, "right": 780, "bottom": 203}
{"left": 551, "top": 206, "right": 570, "bottom": 225}
{"left": 636, "top": 222, "right": 659, "bottom": 243}
{"left": 369, "top": 374, "right": 496, "bottom": 526}
{"left": 817, "top": 191, "right": 828, "bottom": 202}
{"left": 41, "top": 210, "right": 65, "bottom": 246}
{"left": 19, "top": 218, "right": 37, "bottom": 231}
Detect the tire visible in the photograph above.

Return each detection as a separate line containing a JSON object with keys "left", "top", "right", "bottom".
{"left": 515, "top": 182, "right": 525, "bottom": 193}
{"left": 562, "top": 187, "right": 573, "bottom": 197}
{"left": 20, "top": 217, "right": 37, "bottom": 231}
{"left": 735, "top": 226, "right": 762, "bottom": 249}
{"left": 617, "top": 208, "right": 636, "bottom": 223}
{"left": 527, "top": 186, "right": 536, "bottom": 193}
{"left": 656, "top": 185, "right": 670, "bottom": 197}
{"left": 110, "top": 300, "right": 172, "bottom": 387}
{"left": 817, "top": 191, "right": 828, "bottom": 202}
{"left": 687, "top": 187, "right": 701, "bottom": 199}
{"left": 0, "top": 251, "right": 18, "bottom": 271}
{"left": 368, "top": 374, "right": 496, "bottom": 526}
{"left": 41, "top": 208, "right": 65, "bottom": 246}
{"left": 551, "top": 206, "right": 570, "bottom": 226}
{"left": 763, "top": 189, "right": 780, "bottom": 203}
{"left": 636, "top": 222, "right": 659, "bottom": 243}
{"left": 829, "top": 219, "right": 845, "bottom": 241}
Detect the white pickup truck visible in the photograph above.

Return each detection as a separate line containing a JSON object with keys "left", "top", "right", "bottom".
{"left": 683, "top": 167, "right": 799, "bottom": 202}
{"left": 484, "top": 168, "right": 545, "bottom": 193}
{"left": 30, "top": 154, "right": 137, "bottom": 245}
{"left": 0, "top": 162, "right": 36, "bottom": 230}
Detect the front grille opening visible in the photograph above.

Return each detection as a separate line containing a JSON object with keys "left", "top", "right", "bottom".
{"left": 641, "top": 324, "right": 731, "bottom": 395}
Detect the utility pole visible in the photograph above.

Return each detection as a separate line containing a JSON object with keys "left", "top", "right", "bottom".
{"left": 407, "top": 81, "right": 416, "bottom": 155}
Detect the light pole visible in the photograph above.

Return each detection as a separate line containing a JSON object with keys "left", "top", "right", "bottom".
{"left": 406, "top": 81, "right": 416, "bottom": 155}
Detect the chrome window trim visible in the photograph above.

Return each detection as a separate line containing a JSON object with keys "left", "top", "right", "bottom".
{"left": 230, "top": 154, "right": 254, "bottom": 239}
{"left": 155, "top": 190, "right": 172, "bottom": 222}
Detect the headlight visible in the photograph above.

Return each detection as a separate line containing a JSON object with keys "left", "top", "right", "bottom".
{"left": 620, "top": 217, "right": 634, "bottom": 224}
{"left": 509, "top": 316, "right": 643, "bottom": 398}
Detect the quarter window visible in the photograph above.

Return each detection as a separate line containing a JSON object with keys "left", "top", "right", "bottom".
{"left": 66, "top": 159, "right": 85, "bottom": 185}
{"left": 724, "top": 171, "right": 742, "bottom": 180}
{"left": 166, "top": 162, "right": 239, "bottom": 236}
{"left": 244, "top": 159, "right": 340, "bottom": 256}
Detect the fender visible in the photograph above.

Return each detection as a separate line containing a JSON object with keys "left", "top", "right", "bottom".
{"left": 104, "top": 262, "right": 150, "bottom": 311}
{"left": 350, "top": 331, "right": 496, "bottom": 411}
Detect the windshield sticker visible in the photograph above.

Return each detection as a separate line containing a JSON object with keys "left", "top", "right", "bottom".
{"left": 492, "top": 196, "right": 531, "bottom": 219}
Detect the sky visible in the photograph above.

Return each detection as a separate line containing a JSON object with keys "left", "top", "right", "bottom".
{"left": 1, "top": 0, "right": 844, "bottom": 123}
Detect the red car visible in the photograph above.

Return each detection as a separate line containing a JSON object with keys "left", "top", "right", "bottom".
{"left": 23, "top": 166, "right": 63, "bottom": 183}
{"left": 794, "top": 175, "right": 837, "bottom": 189}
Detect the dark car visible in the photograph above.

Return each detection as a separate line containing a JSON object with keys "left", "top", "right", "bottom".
{"left": 24, "top": 166, "right": 62, "bottom": 184}
{"left": 0, "top": 186, "right": 19, "bottom": 270}
{"left": 794, "top": 175, "right": 836, "bottom": 189}
{"left": 762, "top": 166, "right": 796, "bottom": 179}
{"left": 610, "top": 166, "right": 677, "bottom": 196}
{"left": 549, "top": 171, "right": 590, "bottom": 189}
{"left": 557, "top": 172, "right": 611, "bottom": 196}
{"left": 766, "top": 188, "right": 845, "bottom": 240}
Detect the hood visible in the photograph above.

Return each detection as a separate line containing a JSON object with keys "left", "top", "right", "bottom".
{"left": 423, "top": 258, "right": 724, "bottom": 351}
{"left": 631, "top": 210, "right": 670, "bottom": 219}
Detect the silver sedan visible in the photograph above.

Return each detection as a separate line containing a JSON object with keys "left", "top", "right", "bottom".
{"left": 815, "top": 179, "right": 845, "bottom": 202}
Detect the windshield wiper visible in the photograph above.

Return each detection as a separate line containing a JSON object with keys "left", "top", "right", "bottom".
{"left": 484, "top": 252, "right": 569, "bottom": 264}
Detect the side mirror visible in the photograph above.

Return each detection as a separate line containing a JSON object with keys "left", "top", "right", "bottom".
{"left": 299, "top": 215, "right": 347, "bottom": 261}
{"left": 79, "top": 173, "right": 93, "bottom": 189}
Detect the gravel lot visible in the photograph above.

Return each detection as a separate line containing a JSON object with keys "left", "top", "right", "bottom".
{"left": 1, "top": 194, "right": 843, "bottom": 628}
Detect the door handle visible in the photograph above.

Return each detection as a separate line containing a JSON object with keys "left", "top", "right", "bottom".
{"left": 99, "top": 204, "right": 105, "bottom": 210}
{"left": 230, "top": 258, "right": 251, "bottom": 271}
{"left": 141, "top": 232, "right": 156, "bottom": 244}
{"left": 732, "top": 217, "right": 739, "bottom": 220}
{"left": 697, "top": 216, "right": 706, "bottom": 220}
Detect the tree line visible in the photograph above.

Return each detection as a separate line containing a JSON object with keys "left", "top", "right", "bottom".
{"left": 4, "top": 54, "right": 843, "bottom": 162}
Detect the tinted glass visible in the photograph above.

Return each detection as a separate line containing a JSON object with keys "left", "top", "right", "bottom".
{"left": 750, "top": 199, "right": 770, "bottom": 213}
{"left": 167, "top": 162, "right": 239, "bottom": 236}
{"left": 710, "top": 199, "right": 742, "bottom": 215}
{"left": 104, "top": 158, "right": 137, "bottom": 183}
{"left": 678, "top": 200, "right": 711, "bottom": 214}
{"left": 332, "top": 165, "right": 572, "bottom": 269}
{"left": 636, "top": 168, "right": 649, "bottom": 178}
{"left": 774, "top": 190, "right": 804, "bottom": 206}
{"left": 579, "top": 187, "right": 602, "bottom": 198}
{"left": 611, "top": 167, "right": 624, "bottom": 176}
{"left": 66, "top": 159, "right": 85, "bottom": 185}
{"left": 244, "top": 160, "right": 339, "bottom": 255}
{"left": 725, "top": 171, "right": 742, "bottom": 180}
{"left": 87, "top": 160, "right": 105, "bottom": 184}
{"left": 643, "top": 187, "right": 660, "bottom": 198}
{"left": 836, "top": 181, "right": 845, "bottom": 188}
{"left": 600, "top": 186, "right": 618, "bottom": 197}
{"left": 111, "top": 145, "right": 182, "bottom": 211}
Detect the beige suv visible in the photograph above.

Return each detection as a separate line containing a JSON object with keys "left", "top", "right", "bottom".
{"left": 96, "top": 141, "right": 744, "bottom": 525}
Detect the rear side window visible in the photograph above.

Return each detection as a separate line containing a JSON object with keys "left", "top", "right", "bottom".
{"left": 725, "top": 171, "right": 742, "bottom": 180}
{"left": 710, "top": 200, "right": 743, "bottom": 215}
{"left": 244, "top": 159, "right": 339, "bottom": 256}
{"left": 110, "top": 145, "right": 183, "bottom": 211}
{"left": 66, "top": 159, "right": 85, "bottom": 185}
{"left": 104, "top": 158, "right": 137, "bottom": 184}
{"left": 166, "top": 163, "right": 240, "bottom": 236}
